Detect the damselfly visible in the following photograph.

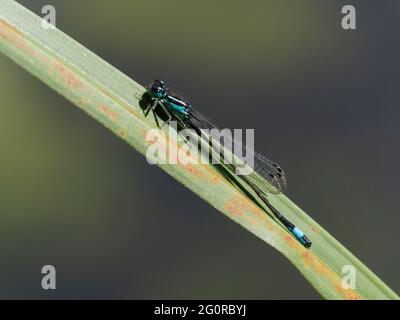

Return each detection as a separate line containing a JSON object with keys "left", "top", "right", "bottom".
{"left": 142, "top": 79, "right": 312, "bottom": 248}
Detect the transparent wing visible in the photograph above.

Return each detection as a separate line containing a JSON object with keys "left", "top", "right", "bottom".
{"left": 253, "top": 151, "right": 287, "bottom": 194}
{"left": 188, "top": 108, "right": 287, "bottom": 194}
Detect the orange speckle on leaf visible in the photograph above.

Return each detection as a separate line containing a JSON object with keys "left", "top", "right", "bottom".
{"left": 139, "top": 127, "right": 148, "bottom": 139}
{"left": 0, "top": 20, "right": 37, "bottom": 58}
{"left": 0, "top": 24, "right": 84, "bottom": 90}
{"left": 311, "top": 226, "right": 320, "bottom": 234}
{"left": 179, "top": 163, "right": 206, "bottom": 180}
{"left": 301, "top": 249, "right": 362, "bottom": 300}
{"left": 223, "top": 198, "right": 258, "bottom": 227}
{"left": 302, "top": 250, "right": 310, "bottom": 259}
{"left": 224, "top": 200, "right": 244, "bottom": 218}
{"left": 284, "top": 235, "right": 297, "bottom": 249}
{"left": 223, "top": 194, "right": 272, "bottom": 229}
{"left": 99, "top": 105, "right": 118, "bottom": 121}
{"left": 212, "top": 176, "right": 220, "bottom": 184}
{"left": 347, "top": 292, "right": 362, "bottom": 300}
{"left": 77, "top": 97, "right": 90, "bottom": 107}
{"left": 50, "top": 60, "right": 82, "bottom": 89}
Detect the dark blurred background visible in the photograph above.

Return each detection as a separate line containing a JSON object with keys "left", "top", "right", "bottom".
{"left": 0, "top": 0, "right": 399, "bottom": 299}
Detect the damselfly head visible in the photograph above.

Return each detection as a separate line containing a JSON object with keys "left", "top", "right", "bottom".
{"left": 149, "top": 79, "right": 167, "bottom": 98}
{"left": 154, "top": 79, "right": 165, "bottom": 87}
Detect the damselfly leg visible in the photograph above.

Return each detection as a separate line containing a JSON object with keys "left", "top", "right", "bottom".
{"left": 157, "top": 101, "right": 173, "bottom": 128}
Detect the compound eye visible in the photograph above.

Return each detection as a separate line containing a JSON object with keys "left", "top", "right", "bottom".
{"left": 155, "top": 79, "right": 165, "bottom": 87}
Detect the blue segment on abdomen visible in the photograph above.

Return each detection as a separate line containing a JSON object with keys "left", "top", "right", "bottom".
{"left": 292, "top": 227, "right": 304, "bottom": 239}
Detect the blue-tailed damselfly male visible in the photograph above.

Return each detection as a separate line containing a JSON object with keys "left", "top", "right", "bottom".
{"left": 142, "top": 79, "right": 312, "bottom": 248}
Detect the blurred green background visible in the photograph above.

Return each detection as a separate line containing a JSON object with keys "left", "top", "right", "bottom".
{"left": 1, "top": 0, "right": 399, "bottom": 299}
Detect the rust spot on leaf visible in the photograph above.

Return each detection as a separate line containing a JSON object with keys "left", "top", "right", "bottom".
{"left": 301, "top": 249, "right": 362, "bottom": 299}
{"left": 223, "top": 194, "right": 274, "bottom": 229}
{"left": 0, "top": 20, "right": 84, "bottom": 90}
{"left": 224, "top": 199, "right": 244, "bottom": 218}
{"left": 99, "top": 105, "right": 118, "bottom": 121}
{"left": 178, "top": 163, "right": 208, "bottom": 180}
{"left": 78, "top": 97, "right": 90, "bottom": 107}
{"left": 224, "top": 198, "right": 257, "bottom": 227}
{"left": 302, "top": 250, "right": 310, "bottom": 259}
{"left": 165, "top": 133, "right": 221, "bottom": 183}
{"left": 139, "top": 127, "right": 148, "bottom": 139}
{"left": 212, "top": 176, "right": 220, "bottom": 183}
{"left": 284, "top": 235, "right": 297, "bottom": 249}
{"left": 346, "top": 292, "right": 362, "bottom": 300}
{"left": 311, "top": 226, "right": 320, "bottom": 234}
{"left": 49, "top": 60, "right": 82, "bottom": 89}
{"left": 0, "top": 20, "right": 37, "bottom": 58}
{"left": 138, "top": 125, "right": 222, "bottom": 184}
